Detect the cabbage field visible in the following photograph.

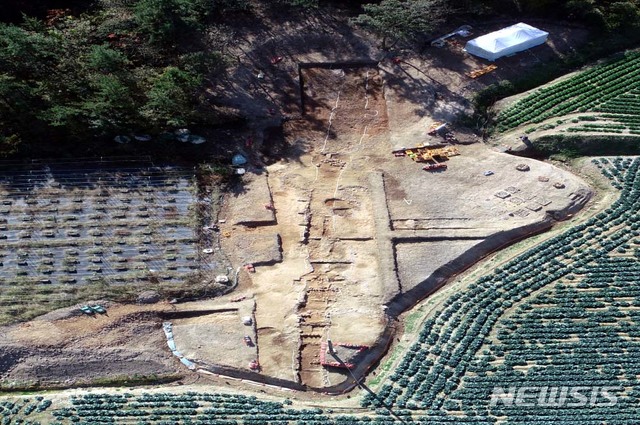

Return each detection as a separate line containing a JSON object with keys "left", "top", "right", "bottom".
{"left": 0, "top": 397, "right": 52, "bottom": 425}
{"left": 496, "top": 50, "right": 640, "bottom": 136}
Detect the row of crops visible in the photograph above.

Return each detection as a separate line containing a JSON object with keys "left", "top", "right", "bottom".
{"left": 495, "top": 50, "right": 640, "bottom": 134}
{"left": 47, "top": 392, "right": 405, "bottom": 425}
{"left": 0, "top": 156, "right": 634, "bottom": 423}
{"left": 0, "top": 160, "right": 213, "bottom": 285}
{"left": 0, "top": 397, "right": 52, "bottom": 425}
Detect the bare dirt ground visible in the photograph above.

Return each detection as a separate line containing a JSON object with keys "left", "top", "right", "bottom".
{"left": 218, "top": 67, "right": 392, "bottom": 388}
{"left": 384, "top": 141, "right": 591, "bottom": 297}
{"left": 209, "top": 23, "right": 594, "bottom": 389}
{"left": 0, "top": 9, "right": 597, "bottom": 395}
{"left": 171, "top": 300, "right": 257, "bottom": 370}
{"left": 0, "top": 302, "right": 181, "bottom": 388}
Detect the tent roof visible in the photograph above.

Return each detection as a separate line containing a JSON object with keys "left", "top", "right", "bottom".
{"left": 465, "top": 23, "right": 548, "bottom": 59}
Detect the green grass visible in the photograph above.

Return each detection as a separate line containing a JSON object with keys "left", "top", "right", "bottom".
{"left": 403, "top": 305, "right": 425, "bottom": 335}
{"left": 368, "top": 344, "right": 404, "bottom": 388}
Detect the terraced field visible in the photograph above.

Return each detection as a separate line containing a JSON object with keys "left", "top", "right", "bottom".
{"left": 496, "top": 50, "right": 640, "bottom": 136}
{"left": 2, "top": 156, "right": 638, "bottom": 424}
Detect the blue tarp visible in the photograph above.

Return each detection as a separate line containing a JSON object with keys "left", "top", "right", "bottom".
{"left": 163, "top": 321, "right": 198, "bottom": 371}
{"left": 180, "top": 357, "right": 196, "bottom": 370}
{"left": 232, "top": 154, "right": 248, "bottom": 166}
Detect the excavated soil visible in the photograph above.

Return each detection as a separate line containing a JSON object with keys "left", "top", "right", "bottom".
{"left": 0, "top": 11, "right": 596, "bottom": 393}
{"left": 214, "top": 62, "right": 592, "bottom": 391}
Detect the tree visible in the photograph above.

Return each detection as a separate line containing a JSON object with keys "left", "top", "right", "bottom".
{"left": 143, "top": 66, "right": 202, "bottom": 127}
{"left": 134, "top": 0, "right": 183, "bottom": 46}
{"left": 0, "top": 74, "right": 34, "bottom": 157}
{"left": 0, "top": 50, "right": 50, "bottom": 154}
{"left": 606, "top": 1, "right": 640, "bottom": 33}
{"left": 562, "top": 0, "right": 640, "bottom": 33}
{"left": 82, "top": 75, "right": 139, "bottom": 134}
{"left": 0, "top": 23, "right": 58, "bottom": 79}
{"left": 353, "top": 0, "right": 449, "bottom": 49}
{"left": 133, "top": 0, "right": 250, "bottom": 47}
{"left": 85, "top": 44, "right": 131, "bottom": 75}
{"left": 0, "top": 133, "right": 21, "bottom": 157}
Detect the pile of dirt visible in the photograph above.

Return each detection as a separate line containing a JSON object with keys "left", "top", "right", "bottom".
{"left": 137, "top": 291, "right": 162, "bottom": 304}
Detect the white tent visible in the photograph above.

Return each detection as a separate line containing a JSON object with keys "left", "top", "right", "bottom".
{"left": 464, "top": 23, "right": 549, "bottom": 61}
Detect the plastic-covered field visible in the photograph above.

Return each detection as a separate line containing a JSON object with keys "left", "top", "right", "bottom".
{"left": 0, "top": 158, "right": 212, "bottom": 286}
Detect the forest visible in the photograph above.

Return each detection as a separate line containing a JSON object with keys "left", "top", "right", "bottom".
{"left": 1, "top": 0, "right": 639, "bottom": 158}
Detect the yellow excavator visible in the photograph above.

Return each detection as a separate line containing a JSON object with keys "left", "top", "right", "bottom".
{"left": 394, "top": 145, "right": 460, "bottom": 163}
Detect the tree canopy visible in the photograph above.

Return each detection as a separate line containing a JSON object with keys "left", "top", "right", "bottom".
{"left": 353, "top": 0, "right": 449, "bottom": 49}
{"left": 0, "top": 1, "right": 230, "bottom": 157}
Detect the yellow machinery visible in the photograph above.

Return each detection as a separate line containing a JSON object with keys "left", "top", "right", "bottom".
{"left": 466, "top": 64, "right": 497, "bottom": 79}
{"left": 402, "top": 146, "right": 460, "bottom": 163}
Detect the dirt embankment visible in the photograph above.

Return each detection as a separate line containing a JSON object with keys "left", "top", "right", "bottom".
{"left": 0, "top": 303, "right": 182, "bottom": 389}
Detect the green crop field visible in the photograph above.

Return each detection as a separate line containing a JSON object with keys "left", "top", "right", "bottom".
{"left": 5, "top": 156, "right": 640, "bottom": 423}
{"left": 496, "top": 50, "right": 640, "bottom": 136}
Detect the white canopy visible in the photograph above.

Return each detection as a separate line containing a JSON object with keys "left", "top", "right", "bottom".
{"left": 464, "top": 23, "right": 549, "bottom": 61}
